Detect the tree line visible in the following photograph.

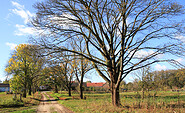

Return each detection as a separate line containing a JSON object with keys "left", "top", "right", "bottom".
{"left": 124, "top": 68, "right": 185, "bottom": 92}
{"left": 5, "top": 44, "right": 92, "bottom": 99}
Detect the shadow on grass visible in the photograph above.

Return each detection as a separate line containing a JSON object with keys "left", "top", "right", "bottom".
{"left": 31, "top": 97, "right": 60, "bottom": 102}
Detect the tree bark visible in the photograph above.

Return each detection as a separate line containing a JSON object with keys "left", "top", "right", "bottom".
{"left": 68, "top": 87, "right": 71, "bottom": 96}
{"left": 80, "top": 83, "right": 83, "bottom": 99}
{"left": 68, "top": 83, "right": 72, "bottom": 96}
{"left": 54, "top": 84, "right": 58, "bottom": 93}
{"left": 109, "top": 64, "right": 121, "bottom": 107}
{"left": 23, "top": 88, "right": 26, "bottom": 98}
{"left": 13, "top": 93, "right": 17, "bottom": 100}
{"left": 111, "top": 84, "right": 121, "bottom": 107}
{"left": 20, "top": 94, "right": 22, "bottom": 101}
{"left": 28, "top": 83, "right": 32, "bottom": 95}
{"left": 79, "top": 69, "right": 84, "bottom": 99}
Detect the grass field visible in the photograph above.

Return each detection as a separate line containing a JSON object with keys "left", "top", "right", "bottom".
{"left": 1, "top": 91, "right": 184, "bottom": 113}
{"left": 0, "top": 92, "right": 42, "bottom": 113}
{"left": 48, "top": 91, "right": 185, "bottom": 113}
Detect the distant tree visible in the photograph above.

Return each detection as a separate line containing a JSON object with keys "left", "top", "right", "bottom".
{"left": 27, "top": 45, "right": 46, "bottom": 95}
{"left": 120, "top": 80, "right": 126, "bottom": 90}
{"left": 161, "top": 69, "right": 185, "bottom": 89}
{"left": 148, "top": 69, "right": 185, "bottom": 90}
{"left": 172, "top": 69, "right": 185, "bottom": 88}
{"left": 2, "top": 79, "right": 9, "bottom": 84}
{"left": 126, "top": 82, "right": 134, "bottom": 91}
{"left": 9, "top": 75, "right": 23, "bottom": 100}
{"left": 135, "top": 66, "right": 151, "bottom": 98}
{"left": 46, "top": 52, "right": 74, "bottom": 96}
{"left": 32, "top": 0, "right": 185, "bottom": 106}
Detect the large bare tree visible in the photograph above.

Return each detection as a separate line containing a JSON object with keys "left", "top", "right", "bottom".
{"left": 32, "top": 0, "right": 185, "bottom": 106}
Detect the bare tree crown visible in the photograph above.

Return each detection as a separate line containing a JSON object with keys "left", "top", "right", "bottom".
{"left": 32, "top": 0, "right": 185, "bottom": 84}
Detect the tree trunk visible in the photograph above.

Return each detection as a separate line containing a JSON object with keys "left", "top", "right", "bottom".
{"left": 23, "top": 89, "right": 26, "bottom": 98}
{"left": 54, "top": 84, "right": 58, "bottom": 93}
{"left": 68, "top": 87, "right": 71, "bottom": 96}
{"left": 28, "top": 83, "right": 32, "bottom": 95}
{"left": 80, "top": 83, "right": 83, "bottom": 99}
{"left": 68, "top": 83, "right": 72, "bottom": 96}
{"left": 108, "top": 66, "right": 121, "bottom": 107}
{"left": 33, "top": 87, "right": 35, "bottom": 94}
{"left": 110, "top": 80, "right": 121, "bottom": 107}
{"left": 13, "top": 93, "right": 17, "bottom": 100}
{"left": 20, "top": 94, "right": 22, "bottom": 101}
{"left": 79, "top": 70, "right": 84, "bottom": 99}
{"left": 23, "top": 84, "right": 27, "bottom": 98}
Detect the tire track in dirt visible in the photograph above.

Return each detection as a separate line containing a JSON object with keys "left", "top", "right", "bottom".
{"left": 37, "top": 92, "right": 73, "bottom": 113}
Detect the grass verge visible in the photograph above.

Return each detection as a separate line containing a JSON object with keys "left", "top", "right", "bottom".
{"left": 48, "top": 91, "right": 185, "bottom": 113}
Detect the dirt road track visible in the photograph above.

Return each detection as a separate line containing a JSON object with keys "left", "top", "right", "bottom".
{"left": 37, "top": 92, "right": 73, "bottom": 113}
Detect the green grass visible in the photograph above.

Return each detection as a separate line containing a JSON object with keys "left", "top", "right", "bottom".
{"left": 11, "top": 109, "right": 36, "bottom": 113}
{"left": 48, "top": 91, "right": 185, "bottom": 113}
{"left": 0, "top": 92, "right": 41, "bottom": 113}
{"left": 43, "top": 93, "right": 50, "bottom": 100}
{"left": 0, "top": 92, "right": 6, "bottom": 94}
{"left": 0, "top": 98, "right": 24, "bottom": 107}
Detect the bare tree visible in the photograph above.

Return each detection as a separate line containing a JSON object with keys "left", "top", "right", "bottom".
{"left": 71, "top": 38, "right": 93, "bottom": 99}
{"left": 47, "top": 51, "right": 74, "bottom": 96}
{"left": 32, "top": 0, "right": 185, "bottom": 106}
{"left": 134, "top": 66, "right": 151, "bottom": 99}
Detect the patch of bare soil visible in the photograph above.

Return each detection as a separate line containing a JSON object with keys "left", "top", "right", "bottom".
{"left": 37, "top": 92, "right": 73, "bottom": 113}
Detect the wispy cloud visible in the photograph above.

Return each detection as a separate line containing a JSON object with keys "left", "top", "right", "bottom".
{"left": 11, "top": 1, "right": 34, "bottom": 24}
{"left": 6, "top": 42, "right": 17, "bottom": 50}
{"left": 155, "top": 64, "right": 167, "bottom": 71}
{"left": 135, "top": 50, "right": 154, "bottom": 58}
{"left": 9, "top": 1, "right": 38, "bottom": 36}
{"left": 15, "top": 24, "right": 36, "bottom": 36}
{"left": 175, "top": 35, "right": 185, "bottom": 42}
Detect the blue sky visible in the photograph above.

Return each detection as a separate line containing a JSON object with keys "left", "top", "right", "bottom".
{"left": 0, "top": 0, "right": 185, "bottom": 83}
{"left": 0, "top": 0, "right": 40, "bottom": 82}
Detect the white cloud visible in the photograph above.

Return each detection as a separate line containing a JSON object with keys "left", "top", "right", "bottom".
{"left": 11, "top": 1, "right": 34, "bottom": 24}
{"left": 155, "top": 64, "right": 167, "bottom": 71}
{"left": 175, "top": 35, "right": 185, "bottom": 42}
{"left": 15, "top": 24, "right": 35, "bottom": 36}
{"left": 0, "top": 75, "right": 10, "bottom": 82}
{"left": 134, "top": 50, "right": 155, "bottom": 58}
{"left": 15, "top": 24, "right": 46, "bottom": 36}
{"left": 0, "top": 75, "right": 6, "bottom": 82}
{"left": 176, "top": 58, "right": 184, "bottom": 63}
{"left": 7, "top": 1, "right": 39, "bottom": 36}
{"left": 129, "top": 49, "right": 164, "bottom": 59}
{"left": 6, "top": 42, "right": 17, "bottom": 50}
{"left": 11, "top": 1, "right": 24, "bottom": 9}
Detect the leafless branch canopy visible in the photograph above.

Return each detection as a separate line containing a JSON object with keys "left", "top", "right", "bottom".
{"left": 32, "top": 0, "right": 185, "bottom": 86}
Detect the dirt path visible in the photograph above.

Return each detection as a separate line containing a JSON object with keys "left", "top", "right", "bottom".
{"left": 37, "top": 92, "right": 73, "bottom": 113}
